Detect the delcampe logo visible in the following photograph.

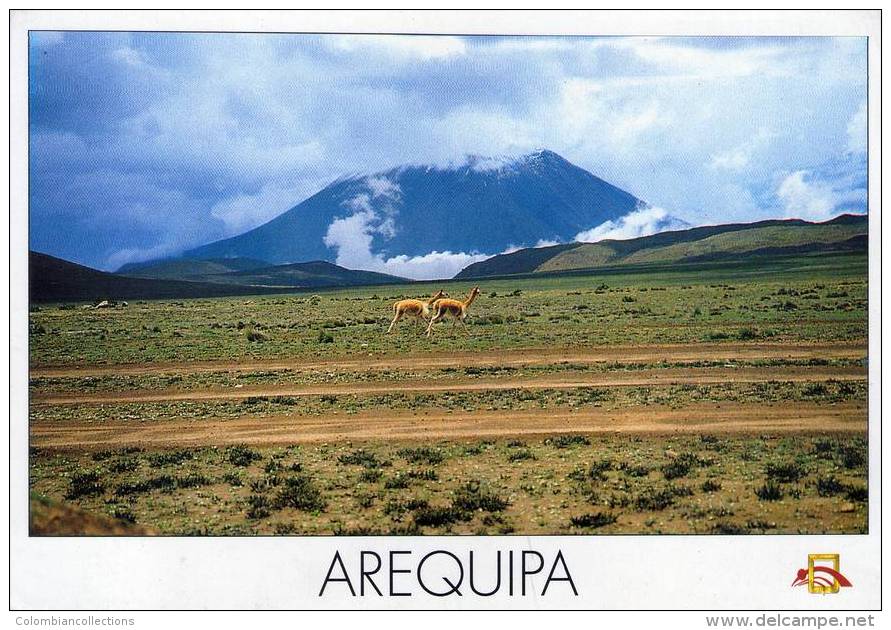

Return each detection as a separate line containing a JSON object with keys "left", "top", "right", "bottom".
{"left": 792, "top": 554, "right": 852, "bottom": 594}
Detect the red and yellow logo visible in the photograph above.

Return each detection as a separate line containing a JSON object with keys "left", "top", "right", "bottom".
{"left": 792, "top": 554, "right": 852, "bottom": 594}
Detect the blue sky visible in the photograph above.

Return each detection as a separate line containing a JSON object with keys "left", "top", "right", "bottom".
{"left": 29, "top": 33, "right": 867, "bottom": 270}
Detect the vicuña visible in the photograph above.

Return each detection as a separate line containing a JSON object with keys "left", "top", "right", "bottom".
{"left": 425, "top": 287, "right": 480, "bottom": 337}
{"left": 388, "top": 289, "right": 447, "bottom": 333}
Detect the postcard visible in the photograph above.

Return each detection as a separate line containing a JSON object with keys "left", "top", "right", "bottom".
{"left": 9, "top": 9, "right": 882, "bottom": 618}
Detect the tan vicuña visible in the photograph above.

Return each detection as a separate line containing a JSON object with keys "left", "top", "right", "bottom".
{"left": 387, "top": 289, "right": 447, "bottom": 333}
{"left": 425, "top": 286, "right": 480, "bottom": 337}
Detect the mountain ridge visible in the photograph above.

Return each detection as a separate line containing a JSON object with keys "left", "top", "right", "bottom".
{"left": 456, "top": 214, "right": 868, "bottom": 278}
{"left": 30, "top": 252, "right": 408, "bottom": 303}
{"left": 117, "top": 257, "right": 271, "bottom": 279}
{"left": 181, "top": 150, "right": 655, "bottom": 268}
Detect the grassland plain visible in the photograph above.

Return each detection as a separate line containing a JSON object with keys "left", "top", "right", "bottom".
{"left": 28, "top": 252, "right": 869, "bottom": 535}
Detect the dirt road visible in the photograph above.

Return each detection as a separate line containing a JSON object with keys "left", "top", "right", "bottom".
{"left": 30, "top": 341, "right": 866, "bottom": 378}
{"left": 31, "top": 364, "right": 866, "bottom": 405}
{"left": 30, "top": 401, "right": 866, "bottom": 450}
{"left": 30, "top": 341, "right": 869, "bottom": 451}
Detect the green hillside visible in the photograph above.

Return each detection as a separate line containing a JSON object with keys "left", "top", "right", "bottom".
{"left": 199, "top": 260, "right": 407, "bottom": 288}
{"left": 30, "top": 252, "right": 286, "bottom": 303}
{"left": 116, "top": 257, "right": 270, "bottom": 280}
{"left": 457, "top": 215, "right": 868, "bottom": 278}
{"left": 31, "top": 253, "right": 409, "bottom": 303}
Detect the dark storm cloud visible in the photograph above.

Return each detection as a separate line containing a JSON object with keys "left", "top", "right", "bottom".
{"left": 28, "top": 32, "right": 867, "bottom": 270}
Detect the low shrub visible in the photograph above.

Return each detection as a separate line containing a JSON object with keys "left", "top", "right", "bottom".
{"left": 111, "top": 505, "right": 136, "bottom": 523}
{"left": 711, "top": 522, "right": 746, "bottom": 534}
{"left": 508, "top": 449, "right": 536, "bottom": 463}
{"left": 846, "top": 485, "right": 868, "bottom": 503}
{"left": 549, "top": 435, "right": 591, "bottom": 448}
{"left": 755, "top": 481, "right": 784, "bottom": 501}
{"left": 359, "top": 468, "right": 383, "bottom": 483}
{"left": 662, "top": 453, "right": 709, "bottom": 481}
{"left": 66, "top": 471, "right": 104, "bottom": 499}
{"left": 317, "top": 330, "right": 335, "bottom": 344}
{"left": 274, "top": 475, "right": 327, "bottom": 512}
{"left": 114, "top": 475, "right": 177, "bottom": 496}
{"left": 246, "top": 494, "right": 271, "bottom": 519}
{"left": 223, "top": 472, "right": 244, "bottom": 487}
{"left": 634, "top": 487, "right": 677, "bottom": 511}
{"left": 765, "top": 461, "right": 806, "bottom": 483}
{"left": 839, "top": 445, "right": 866, "bottom": 469}
{"left": 413, "top": 506, "right": 470, "bottom": 528}
{"left": 246, "top": 329, "right": 268, "bottom": 342}
{"left": 815, "top": 476, "right": 845, "bottom": 497}
{"left": 384, "top": 474, "right": 411, "bottom": 490}
{"left": 587, "top": 459, "right": 613, "bottom": 480}
{"left": 451, "top": 481, "right": 508, "bottom": 513}
{"left": 406, "top": 469, "right": 438, "bottom": 482}
{"left": 338, "top": 449, "right": 381, "bottom": 468}
{"left": 383, "top": 498, "right": 429, "bottom": 518}
{"left": 802, "top": 383, "right": 827, "bottom": 397}
{"left": 396, "top": 447, "right": 444, "bottom": 466}
{"left": 475, "top": 314, "right": 505, "bottom": 326}
{"left": 147, "top": 450, "right": 193, "bottom": 468}
{"left": 176, "top": 473, "right": 211, "bottom": 488}
{"left": 108, "top": 457, "right": 140, "bottom": 473}
{"left": 227, "top": 445, "right": 262, "bottom": 467}
{"left": 569, "top": 512, "right": 617, "bottom": 529}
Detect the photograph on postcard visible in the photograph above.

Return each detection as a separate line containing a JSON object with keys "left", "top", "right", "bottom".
{"left": 26, "top": 31, "right": 869, "bottom": 539}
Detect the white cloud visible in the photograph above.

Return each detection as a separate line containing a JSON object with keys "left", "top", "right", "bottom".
{"left": 31, "top": 31, "right": 65, "bottom": 47}
{"left": 323, "top": 210, "right": 378, "bottom": 267}
{"left": 328, "top": 35, "right": 466, "bottom": 61}
{"left": 491, "top": 38, "right": 577, "bottom": 53}
{"left": 846, "top": 101, "right": 867, "bottom": 155}
{"left": 709, "top": 128, "right": 776, "bottom": 172}
{"left": 210, "top": 183, "right": 312, "bottom": 236}
{"left": 555, "top": 78, "right": 669, "bottom": 153}
{"left": 365, "top": 176, "right": 401, "bottom": 199}
{"left": 342, "top": 193, "right": 373, "bottom": 214}
{"left": 107, "top": 242, "right": 182, "bottom": 271}
{"left": 613, "top": 37, "right": 789, "bottom": 80}
{"left": 321, "top": 177, "right": 488, "bottom": 280}
{"left": 464, "top": 155, "right": 518, "bottom": 172}
{"left": 500, "top": 239, "right": 558, "bottom": 255}
{"left": 322, "top": 209, "right": 488, "bottom": 280}
{"left": 30, "top": 33, "right": 868, "bottom": 269}
{"left": 111, "top": 46, "right": 149, "bottom": 68}
{"left": 323, "top": 176, "right": 491, "bottom": 280}
{"left": 575, "top": 206, "right": 688, "bottom": 243}
{"left": 374, "top": 250, "right": 491, "bottom": 280}
{"left": 709, "top": 147, "right": 750, "bottom": 171}
{"left": 611, "top": 102, "right": 663, "bottom": 143}
{"left": 776, "top": 171, "right": 839, "bottom": 222}
{"left": 109, "top": 45, "right": 172, "bottom": 82}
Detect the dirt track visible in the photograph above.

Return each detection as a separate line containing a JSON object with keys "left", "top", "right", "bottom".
{"left": 30, "top": 341, "right": 869, "bottom": 450}
{"left": 31, "top": 364, "right": 866, "bottom": 405}
{"left": 30, "top": 401, "right": 866, "bottom": 450}
{"left": 29, "top": 341, "right": 866, "bottom": 378}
